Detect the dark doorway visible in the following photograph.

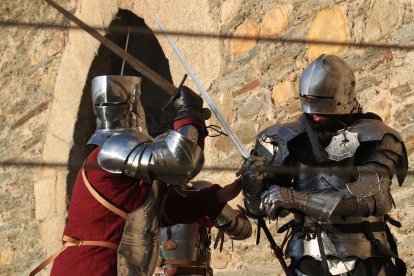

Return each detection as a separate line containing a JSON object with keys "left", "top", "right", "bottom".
{"left": 66, "top": 9, "right": 175, "bottom": 201}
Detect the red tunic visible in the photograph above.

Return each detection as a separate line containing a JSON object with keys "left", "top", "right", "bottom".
{"left": 50, "top": 121, "right": 225, "bottom": 276}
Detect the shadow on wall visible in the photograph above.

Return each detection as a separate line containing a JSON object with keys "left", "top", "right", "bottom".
{"left": 66, "top": 9, "right": 175, "bottom": 205}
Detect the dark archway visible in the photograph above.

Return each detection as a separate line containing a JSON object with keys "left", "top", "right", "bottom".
{"left": 66, "top": 9, "right": 175, "bottom": 200}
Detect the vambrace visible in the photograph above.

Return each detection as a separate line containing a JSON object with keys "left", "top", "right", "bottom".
{"left": 99, "top": 127, "right": 204, "bottom": 185}
{"left": 290, "top": 189, "right": 344, "bottom": 221}
{"left": 260, "top": 186, "right": 343, "bottom": 221}
{"left": 212, "top": 204, "right": 252, "bottom": 240}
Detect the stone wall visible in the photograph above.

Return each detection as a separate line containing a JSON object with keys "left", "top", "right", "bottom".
{"left": 0, "top": 0, "right": 413, "bottom": 275}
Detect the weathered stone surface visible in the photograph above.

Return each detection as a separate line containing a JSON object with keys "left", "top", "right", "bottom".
{"left": 221, "top": 0, "right": 242, "bottom": 23}
{"left": 272, "top": 80, "right": 295, "bottom": 104}
{"left": 261, "top": 5, "right": 292, "bottom": 37}
{"left": 2, "top": 0, "right": 414, "bottom": 275}
{"left": 234, "top": 121, "right": 257, "bottom": 147}
{"left": 363, "top": 0, "right": 400, "bottom": 42}
{"left": 235, "top": 89, "right": 272, "bottom": 121}
{"left": 34, "top": 178, "right": 56, "bottom": 220}
{"left": 233, "top": 79, "right": 260, "bottom": 97}
{"left": 390, "top": 83, "right": 411, "bottom": 99}
{"left": 364, "top": 97, "right": 394, "bottom": 124}
{"left": 230, "top": 20, "right": 260, "bottom": 56}
{"left": 211, "top": 250, "right": 232, "bottom": 269}
{"left": 402, "top": 131, "right": 414, "bottom": 156}
{"left": 307, "top": 7, "right": 350, "bottom": 61}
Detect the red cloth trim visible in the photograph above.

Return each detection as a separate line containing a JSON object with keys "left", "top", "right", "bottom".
{"left": 173, "top": 118, "right": 204, "bottom": 131}
{"left": 173, "top": 118, "right": 206, "bottom": 149}
{"left": 197, "top": 217, "right": 214, "bottom": 229}
{"left": 51, "top": 147, "right": 150, "bottom": 276}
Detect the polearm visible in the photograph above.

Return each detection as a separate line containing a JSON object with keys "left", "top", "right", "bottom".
{"left": 156, "top": 20, "right": 249, "bottom": 159}
{"left": 44, "top": 0, "right": 177, "bottom": 96}
{"left": 156, "top": 20, "right": 288, "bottom": 274}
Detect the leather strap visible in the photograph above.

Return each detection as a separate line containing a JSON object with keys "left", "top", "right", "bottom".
{"left": 62, "top": 235, "right": 117, "bottom": 250}
{"left": 81, "top": 166, "right": 128, "bottom": 219}
{"left": 29, "top": 235, "right": 117, "bottom": 276}
{"left": 163, "top": 259, "right": 205, "bottom": 266}
{"left": 154, "top": 265, "right": 212, "bottom": 276}
{"left": 31, "top": 165, "right": 127, "bottom": 275}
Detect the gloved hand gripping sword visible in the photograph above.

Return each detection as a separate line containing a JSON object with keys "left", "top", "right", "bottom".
{"left": 156, "top": 20, "right": 288, "bottom": 275}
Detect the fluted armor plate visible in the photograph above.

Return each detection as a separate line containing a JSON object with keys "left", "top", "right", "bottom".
{"left": 117, "top": 180, "right": 160, "bottom": 276}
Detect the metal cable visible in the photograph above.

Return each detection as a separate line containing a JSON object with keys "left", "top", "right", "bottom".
{"left": 0, "top": 20, "right": 413, "bottom": 51}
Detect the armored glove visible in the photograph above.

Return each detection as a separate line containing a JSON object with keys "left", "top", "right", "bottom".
{"left": 240, "top": 155, "right": 267, "bottom": 216}
{"left": 174, "top": 86, "right": 205, "bottom": 122}
{"left": 260, "top": 185, "right": 295, "bottom": 220}
{"left": 260, "top": 185, "right": 344, "bottom": 221}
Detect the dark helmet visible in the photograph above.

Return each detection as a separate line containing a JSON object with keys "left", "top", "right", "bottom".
{"left": 299, "top": 54, "right": 360, "bottom": 115}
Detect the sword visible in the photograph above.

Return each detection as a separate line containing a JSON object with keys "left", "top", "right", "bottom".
{"left": 157, "top": 20, "right": 288, "bottom": 274}
{"left": 156, "top": 20, "right": 249, "bottom": 159}
{"left": 44, "top": 0, "right": 177, "bottom": 96}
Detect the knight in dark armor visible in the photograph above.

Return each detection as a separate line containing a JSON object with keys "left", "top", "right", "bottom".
{"left": 241, "top": 54, "right": 408, "bottom": 275}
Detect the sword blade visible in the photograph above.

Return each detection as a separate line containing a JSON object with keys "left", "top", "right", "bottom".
{"left": 156, "top": 20, "right": 250, "bottom": 159}
{"left": 44, "top": 0, "right": 176, "bottom": 96}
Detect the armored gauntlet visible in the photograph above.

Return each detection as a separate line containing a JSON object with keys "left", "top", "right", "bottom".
{"left": 241, "top": 156, "right": 267, "bottom": 216}
{"left": 174, "top": 86, "right": 205, "bottom": 122}
{"left": 260, "top": 185, "right": 343, "bottom": 221}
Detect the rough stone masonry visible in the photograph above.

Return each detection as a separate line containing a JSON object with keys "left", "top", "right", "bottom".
{"left": 0, "top": 0, "right": 413, "bottom": 275}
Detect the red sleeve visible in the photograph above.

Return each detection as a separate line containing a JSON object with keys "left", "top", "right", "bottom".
{"left": 162, "top": 185, "right": 226, "bottom": 226}
{"left": 173, "top": 118, "right": 206, "bottom": 149}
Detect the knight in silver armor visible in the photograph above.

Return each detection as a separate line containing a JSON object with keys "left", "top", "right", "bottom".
{"left": 42, "top": 73, "right": 233, "bottom": 276}
{"left": 154, "top": 180, "right": 252, "bottom": 276}
{"left": 92, "top": 75, "right": 215, "bottom": 276}
{"left": 241, "top": 55, "right": 408, "bottom": 275}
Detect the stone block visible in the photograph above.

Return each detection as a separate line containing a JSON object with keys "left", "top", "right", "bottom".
{"left": 230, "top": 20, "right": 260, "bottom": 56}
{"left": 233, "top": 79, "right": 260, "bottom": 97}
{"left": 56, "top": 170, "right": 68, "bottom": 216}
{"left": 40, "top": 215, "right": 66, "bottom": 256}
{"left": 34, "top": 178, "right": 56, "bottom": 220}
{"left": 42, "top": 133, "right": 72, "bottom": 164}
{"left": 235, "top": 89, "right": 272, "bottom": 121}
{"left": 47, "top": 103, "right": 76, "bottom": 144}
{"left": 0, "top": 251, "right": 14, "bottom": 265}
{"left": 307, "top": 7, "right": 350, "bottom": 61}
{"left": 363, "top": 0, "right": 400, "bottom": 43}
{"left": 221, "top": 0, "right": 243, "bottom": 23}
{"left": 261, "top": 5, "right": 292, "bottom": 37}
{"left": 272, "top": 80, "right": 295, "bottom": 104}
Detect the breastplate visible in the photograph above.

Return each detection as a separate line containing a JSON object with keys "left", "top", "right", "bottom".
{"left": 160, "top": 223, "right": 210, "bottom": 267}
{"left": 295, "top": 162, "right": 353, "bottom": 192}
